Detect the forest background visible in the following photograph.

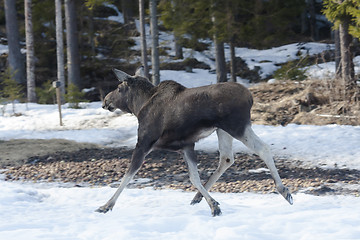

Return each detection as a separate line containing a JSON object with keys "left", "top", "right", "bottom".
{"left": 0, "top": 0, "right": 360, "bottom": 109}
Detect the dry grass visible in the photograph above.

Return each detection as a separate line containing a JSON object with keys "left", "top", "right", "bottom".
{"left": 250, "top": 78, "right": 360, "bottom": 126}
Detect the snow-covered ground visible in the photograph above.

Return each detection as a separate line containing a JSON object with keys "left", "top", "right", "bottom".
{"left": 1, "top": 180, "right": 359, "bottom": 240}
{"left": 307, "top": 55, "right": 360, "bottom": 80}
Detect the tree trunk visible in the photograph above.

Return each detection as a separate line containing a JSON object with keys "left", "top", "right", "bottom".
{"left": 214, "top": 39, "right": 227, "bottom": 83}
{"left": 307, "top": 0, "right": 318, "bottom": 41}
{"left": 87, "top": 8, "right": 96, "bottom": 59}
{"left": 300, "top": 9, "right": 307, "bottom": 35}
{"left": 174, "top": 35, "right": 183, "bottom": 59}
{"left": 4, "top": 0, "right": 25, "bottom": 84}
{"left": 229, "top": 38, "right": 236, "bottom": 82}
{"left": 122, "top": 0, "right": 134, "bottom": 25}
{"left": 334, "top": 29, "right": 341, "bottom": 79}
{"left": 25, "top": 0, "right": 36, "bottom": 103}
{"left": 339, "top": 20, "right": 356, "bottom": 99}
{"left": 211, "top": 2, "right": 227, "bottom": 83}
{"left": 139, "top": 0, "right": 149, "bottom": 79}
{"left": 149, "top": 0, "right": 160, "bottom": 86}
{"left": 55, "top": 0, "right": 66, "bottom": 97}
{"left": 65, "top": 0, "right": 81, "bottom": 87}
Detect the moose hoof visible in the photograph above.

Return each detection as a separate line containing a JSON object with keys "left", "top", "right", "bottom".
{"left": 190, "top": 192, "right": 203, "bottom": 205}
{"left": 210, "top": 200, "right": 222, "bottom": 217}
{"left": 95, "top": 203, "right": 114, "bottom": 213}
{"left": 95, "top": 206, "right": 110, "bottom": 213}
{"left": 279, "top": 186, "right": 293, "bottom": 205}
{"left": 212, "top": 207, "right": 222, "bottom": 217}
{"left": 286, "top": 193, "right": 293, "bottom": 205}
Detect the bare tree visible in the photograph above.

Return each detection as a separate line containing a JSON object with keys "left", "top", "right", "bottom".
{"left": 55, "top": 0, "right": 66, "bottom": 97}
{"left": 149, "top": 0, "right": 160, "bottom": 85}
{"left": 323, "top": 0, "right": 358, "bottom": 101}
{"left": 25, "top": 0, "right": 36, "bottom": 102}
{"left": 65, "top": 0, "right": 81, "bottom": 87}
{"left": 4, "top": 0, "right": 25, "bottom": 84}
{"left": 139, "top": 0, "right": 149, "bottom": 79}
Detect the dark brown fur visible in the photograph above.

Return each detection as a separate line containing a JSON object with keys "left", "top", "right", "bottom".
{"left": 104, "top": 78, "right": 253, "bottom": 151}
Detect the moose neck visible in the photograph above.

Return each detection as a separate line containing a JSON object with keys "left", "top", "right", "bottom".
{"left": 127, "top": 83, "right": 154, "bottom": 117}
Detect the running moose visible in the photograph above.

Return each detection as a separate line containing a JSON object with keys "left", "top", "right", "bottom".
{"left": 97, "top": 67, "right": 293, "bottom": 216}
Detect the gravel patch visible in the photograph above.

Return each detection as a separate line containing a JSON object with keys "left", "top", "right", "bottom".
{"left": 2, "top": 140, "right": 359, "bottom": 196}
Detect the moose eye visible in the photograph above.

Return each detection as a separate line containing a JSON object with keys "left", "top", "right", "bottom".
{"left": 117, "top": 83, "right": 126, "bottom": 92}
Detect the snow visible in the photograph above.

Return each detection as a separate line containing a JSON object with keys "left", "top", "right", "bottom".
{"left": 306, "top": 55, "right": 360, "bottom": 79}
{"left": 229, "top": 42, "right": 334, "bottom": 79}
{"left": 161, "top": 69, "right": 217, "bottom": 88}
{"left": 0, "top": 44, "right": 8, "bottom": 55}
{"left": 1, "top": 181, "right": 359, "bottom": 240}
{"left": 96, "top": 3, "right": 124, "bottom": 24}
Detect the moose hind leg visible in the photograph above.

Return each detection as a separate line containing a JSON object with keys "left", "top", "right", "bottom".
{"left": 183, "top": 145, "right": 222, "bottom": 216}
{"left": 191, "top": 129, "right": 234, "bottom": 205}
{"left": 239, "top": 125, "right": 293, "bottom": 205}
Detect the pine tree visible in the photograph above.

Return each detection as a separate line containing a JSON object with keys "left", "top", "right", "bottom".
{"left": 0, "top": 68, "right": 24, "bottom": 114}
{"left": 322, "top": 0, "right": 359, "bottom": 99}
{"left": 65, "top": 83, "right": 87, "bottom": 109}
{"left": 84, "top": 0, "right": 110, "bottom": 9}
{"left": 159, "top": 0, "right": 187, "bottom": 59}
{"left": 160, "top": 0, "right": 228, "bottom": 82}
{"left": 121, "top": 0, "right": 133, "bottom": 25}
{"left": 322, "top": 0, "right": 360, "bottom": 39}
{"left": 347, "top": 1, "right": 360, "bottom": 39}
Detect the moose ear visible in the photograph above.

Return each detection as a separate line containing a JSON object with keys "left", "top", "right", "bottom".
{"left": 134, "top": 66, "right": 145, "bottom": 77}
{"left": 112, "top": 68, "right": 131, "bottom": 83}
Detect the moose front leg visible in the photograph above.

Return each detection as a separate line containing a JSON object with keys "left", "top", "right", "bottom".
{"left": 96, "top": 146, "right": 149, "bottom": 213}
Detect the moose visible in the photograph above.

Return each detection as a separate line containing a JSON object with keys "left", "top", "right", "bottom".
{"left": 97, "top": 67, "right": 293, "bottom": 216}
